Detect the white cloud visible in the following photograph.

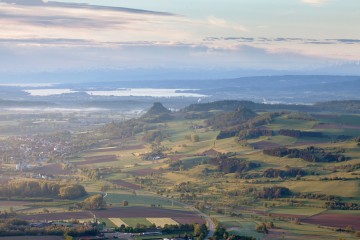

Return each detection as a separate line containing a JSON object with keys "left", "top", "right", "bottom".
{"left": 302, "top": 0, "right": 329, "bottom": 5}
{"left": 207, "top": 16, "right": 247, "bottom": 32}
{"left": 0, "top": 0, "right": 356, "bottom": 73}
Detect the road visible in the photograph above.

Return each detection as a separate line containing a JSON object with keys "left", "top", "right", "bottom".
{"left": 170, "top": 199, "right": 216, "bottom": 239}
{"left": 190, "top": 206, "right": 216, "bottom": 239}
{"left": 103, "top": 191, "right": 216, "bottom": 239}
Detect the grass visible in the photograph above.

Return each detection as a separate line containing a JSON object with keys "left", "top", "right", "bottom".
{"left": 99, "top": 218, "right": 117, "bottom": 228}
{"left": 284, "top": 180, "right": 360, "bottom": 198}
{"left": 109, "top": 218, "right": 128, "bottom": 227}
{"left": 315, "top": 114, "right": 360, "bottom": 126}
{"left": 163, "top": 172, "right": 200, "bottom": 184}
{"left": 267, "top": 116, "right": 318, "bottom": 131}
{"left": 105, "top": 192, "right": 181, "bottom": 208}
{"left": 216, "top": 215, "right": 264, "bottom": 239}
{"left": 269, "top": 207, "right": 325, "bottom": 216}
{"left": 276, "top": 221, "right": 360, "bottom": 240}
{"left": 146, "top": 218, "right": 179, "bottom": 227}
{"left": 122, "top": 218, "right": 152, "bottom": 228}
{"left": 265, "top": 135, "right": 297, "bottom": 145}
{"left": 181, "top": 156, "right": 209, "bottom": 169}
{"left": 325, "top": 209, "right": 360, "bottom": 215}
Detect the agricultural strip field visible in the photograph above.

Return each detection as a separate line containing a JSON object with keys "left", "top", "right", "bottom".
{"left": 128, "top": 168, "right": 164, "bottom": 176}
{"left": 302, "top": 212, "right": 360, "bottom": 230}
{"left": 173, "top": 217, "right": 206, "bottom": 225}
{"left": 92, "top": 207, "right": 202, "bottom": 219}
{"left": 146, "top": 218, "right": 179, "bottom": 227}
{"left": 75, "top": 155, "right": 118, "bottom": 165}
{"left": 110, "top": 179, "right": 142, "bottom": 190}
{"left": 104, "top": 192, "right": 182, "bottom": 208}
{"left": 109, "top": 218, "right": 128, "bottom": 227}
{"left": 0, "top": 201, "right": 31, "bottom": 206}
{"left": 33, "top": 163, "right": 70, "bottom": 175}
{"left": 88, "top": 144, "right": 145, "bottom": 153}
{"left": 121, "top": 218, "right": 151, "bottom": 228}
{"left": 250, "top": 141, "right": 282, "bottom": 150}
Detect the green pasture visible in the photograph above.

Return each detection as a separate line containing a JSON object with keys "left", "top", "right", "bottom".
{"left": 104, "top": 192, "right": 181, "bottom": 208}
{"left": 99, "top": 218, "right": 117, "bottom": 228}
{"left": 269, "top": 206, "right": 325, "bottom": 216}
{"left": 216, "top": 215, "right": 264, "bottom": 239}
{"left": 284, "top": 180, "right": 360, "bottom": 198}
{"left": 267, "top": 116, "right": 318, "bottom": 131}
{"left": 122, "top": 218, "right": 152, "bottom": 228}
{"left": 315, "top": 114, "right": 360, "bottom": 126}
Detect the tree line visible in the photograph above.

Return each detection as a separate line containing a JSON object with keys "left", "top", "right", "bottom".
{"left": 263, "top": 167, "right": 306, "bottom": 178}
{"left": 210, "top": 154, "right": 260, "bottom": 174}
{"left": 263, "top": 146, "right": 348, "bottom": 163}
{"left": 0, "top": 181, "right": 86, "bottom": 199}
{"left": 278, "top": 129, "right": 323, "bottom": 138}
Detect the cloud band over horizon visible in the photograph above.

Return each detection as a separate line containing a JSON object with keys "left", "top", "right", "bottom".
{"left": 0, "top": 0, "right": 359, "bottom": 73}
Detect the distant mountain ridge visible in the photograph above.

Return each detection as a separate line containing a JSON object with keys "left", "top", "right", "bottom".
{"left": 184, "top": 100, "right": 360, "bottom": 113}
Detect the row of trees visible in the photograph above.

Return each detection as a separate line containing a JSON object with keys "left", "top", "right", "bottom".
{"left": 263, "top": 167, "right": 306, "bottom": 178}
{"left": 206, "top": 107, "right": 257, "bottom": 130}
{"left": 77, "top": 194, "right": 106, "bottom": 210}
{"left": 185, "top": 133, "right": 200, "bottom": 142}
{"left": 325, "top": 201, "right": 360, "bottom": 210}
{"left": 0, "top": 218, "right": 97, "bottom": 238}
{"left": 210, "top": 154, "right": 260, "bottom": 174}
{"left": 258, "top": 186, "right": 292, "bottom": 199}
{"left": 238, "top": 128, "right": 273, "bottom": 140}
{"left": 0, "top": 181, "right": 87, "bottom": 199}
{"left": 217, "top": 112, "right": 282, "bottom": 140}
{"left": 263, "top": 146, "right": 348, "bottom": 163}
{"left": 278, "top": 129, "right": 323, "bottom": 138}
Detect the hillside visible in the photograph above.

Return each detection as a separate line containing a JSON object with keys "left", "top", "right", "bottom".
{"left": 206, "top": 107, "right": 258, "bottom": 129}
{"left": 1, "top": 100, "right": 360, "bottom": 240}
{"left": 184, "top": 99, "right": 360, "bottom": 113}
{"left": 144, "top": 102, "right": 171, "bottom": 116}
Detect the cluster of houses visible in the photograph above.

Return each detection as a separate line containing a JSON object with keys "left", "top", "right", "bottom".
{"left": 0, "top": 135, "right": 75, "bottom": 167}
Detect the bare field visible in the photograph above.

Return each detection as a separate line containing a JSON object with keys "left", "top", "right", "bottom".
{"left": 250, "top": 141, "right": 282, "bottom": 150}
{"left": 302, "top": 212, "right": 360, "bottom": 230}
{"left": 34, "top": 163, "right": 70, "bottom": 175}
{"left": 110, "top": 179, "right": 142, "bottom": 190}
{"left": 76, "top": 155, "right": 118, "bottom": 165}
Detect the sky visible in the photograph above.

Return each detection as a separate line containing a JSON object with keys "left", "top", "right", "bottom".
{"left": 0, "top": 0, "right": 359, "bottom": 77}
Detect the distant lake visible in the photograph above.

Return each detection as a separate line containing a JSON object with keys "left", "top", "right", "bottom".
{"left": 24, "top": 89, "right": 78, "bottom": 96}
{"left": 86, "top": 88, "right": 208, "bottom": 98}
{"left": 23, "top": 88, "right": 207, "bottom": 98}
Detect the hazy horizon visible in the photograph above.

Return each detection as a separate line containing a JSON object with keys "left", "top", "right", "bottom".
{"left": 0, "top": 0, "right": 359, "bottom": 81}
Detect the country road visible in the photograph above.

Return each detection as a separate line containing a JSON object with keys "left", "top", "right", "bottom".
{"left": 171, "top": 199, "right": 216, "bottom": 239}
{"left": 102, "top": 191, "right": 216, "bottom": 239}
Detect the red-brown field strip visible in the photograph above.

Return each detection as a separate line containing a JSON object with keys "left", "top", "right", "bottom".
{"left": 34, "top": 163, "right": 70, "bottom": 175}
{"left": 302, "top": 213, "right": 360, "bottom": 230}
{"left": 76, "top": 155, "right": 117, "bottom": 165}
{"left": 110, "top": 179, "right": 142, "bottom": 190}
{"left": 250, "top": 141, "right": 282, "bottom": 150}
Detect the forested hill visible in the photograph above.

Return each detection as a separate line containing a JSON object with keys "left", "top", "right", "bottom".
{"left": 183, "top": 100, "right": 360, "bottom": 113}
{"left": 206, "top": 107, "right": 257, "bottom": 129}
